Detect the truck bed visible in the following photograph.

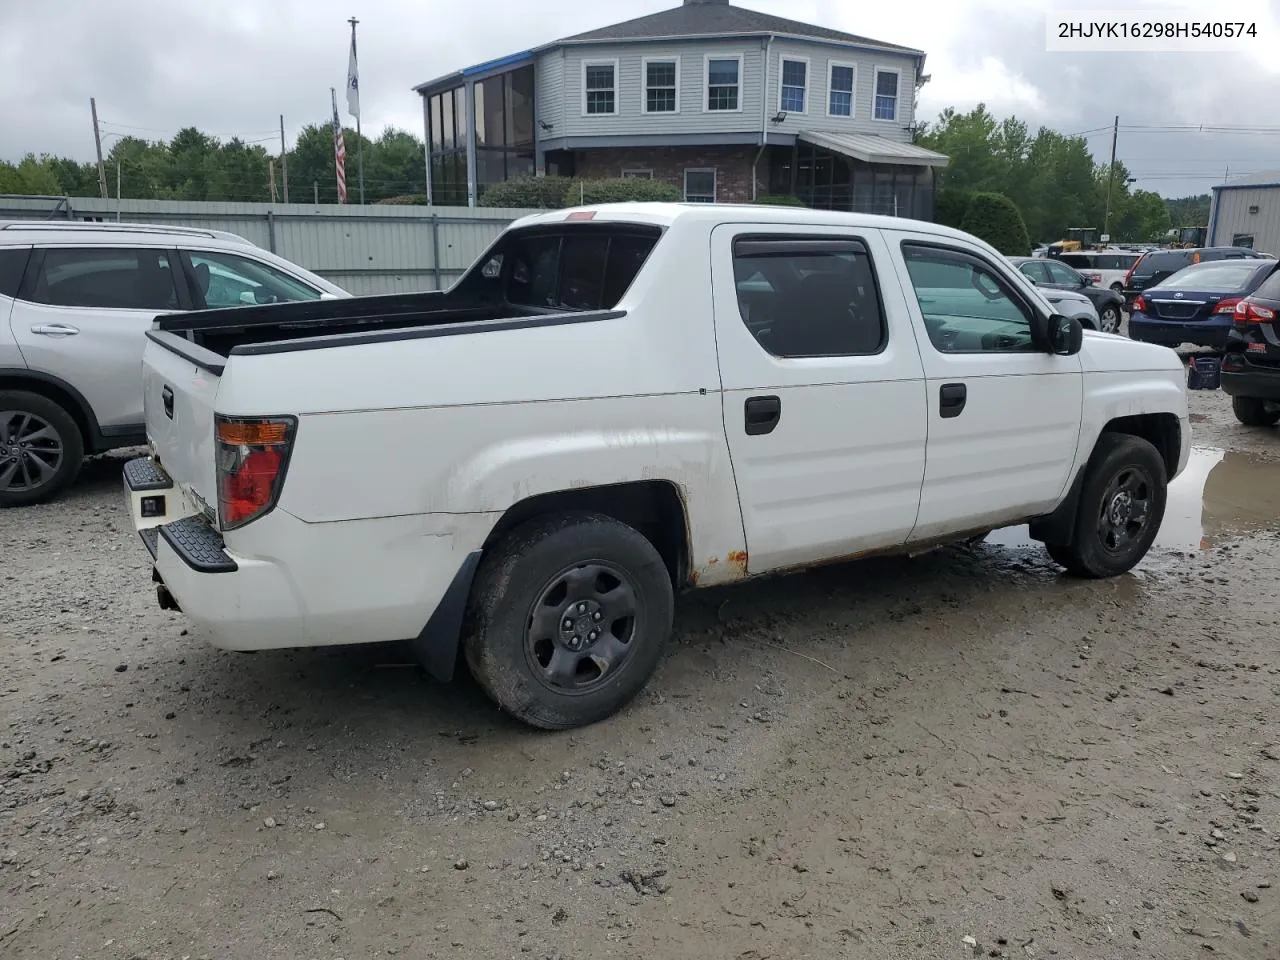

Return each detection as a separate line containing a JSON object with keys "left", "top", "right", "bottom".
{"left": 154, "top": 290, "right": 541, "bottom": 359}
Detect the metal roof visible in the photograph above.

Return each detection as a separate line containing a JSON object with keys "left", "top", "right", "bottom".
{"left": 554, "top": 0, "right": 921, "bottom": 52}
{"left": 1212, "top": 169, "right": 1280, "bottom": 191}
{"left": 413, "top": 1, "right": 921, "bottom": 95}
{"left": 798, "top": 131, "right": 949, "bottom": 168}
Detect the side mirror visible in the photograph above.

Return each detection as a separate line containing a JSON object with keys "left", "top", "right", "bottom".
{"left": 1049, "top": 313, "right": 1084, "bottom": 355}
{"left": 1031, "top": 313, "right": 1083, "bottom": 354}
{"left": 1081, "top": 275, "right": 1094, "bottom": 287}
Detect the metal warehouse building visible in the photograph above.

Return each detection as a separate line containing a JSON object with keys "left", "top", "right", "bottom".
{"left": 1208, "top": 169, "right": 1280, "bottom": 255}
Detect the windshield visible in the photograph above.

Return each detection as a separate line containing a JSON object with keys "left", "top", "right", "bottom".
{"left": 1160, "top": 262, "right": 1263, "bottom": 292}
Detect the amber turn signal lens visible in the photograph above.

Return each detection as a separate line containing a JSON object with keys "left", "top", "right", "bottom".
{"left": 216, "top": 420, "right": 291, "bottom": 445}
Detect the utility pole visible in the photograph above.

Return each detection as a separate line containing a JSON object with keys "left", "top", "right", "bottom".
{"left": 279, "top": 115, "right": 290, "bottom": 203}
{"left": 1103, "top": 114, "right": 1119, "bottom": 240}
{"left": 90, "top": 97, "right": 108, "bottom": 199}
{"left": 269, "top": 159, "right": 278, "bottom": 203}
{"left": 313, "top": 181, "right": 319, "bottom": 204}
{"left": 348, "top": 17, "right": 365, "bottom": 204}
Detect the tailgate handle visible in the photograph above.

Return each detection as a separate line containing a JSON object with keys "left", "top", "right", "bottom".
{"left": 162, "top": 385, "right": 174, "bottom": 420}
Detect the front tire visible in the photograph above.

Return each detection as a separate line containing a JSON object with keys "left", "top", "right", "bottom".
{"left": 463, "top": 511, "right": 674, "bottom": 730}
{"left": 1047, "top": 433, "right": 1167, "bottom": 579}
{"left": 1098, "top": 305, "right": 1121, "bottom": 333}
{"left": 0, "top": 391, "right": 84, "bottom": 508}
{"left": 1232, "top": 396, "right": 1280, "bottom": 427}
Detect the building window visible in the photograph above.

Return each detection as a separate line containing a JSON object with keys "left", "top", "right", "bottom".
{"left": 780, "top": 57, "right": 808, "bottom": 113}
{"left": 583, "top": 60, "right": 617, "bottom": 115}
{"left": 622, "top": 168, "right": 653, "bottom": 179}
{"left": 643, "top": 57, "right": 679, "bottom": 113}
{"left": 684, "top": 168, "right": 716, "bottom": 203}
{"left": 874, "top": 68, "right": 899, "bottom": 121}
{"left": 706, "top": 56, "right": 741, "bottom": 111}
{"left": 828, "top": 62, "right": 855, "bottom": 117}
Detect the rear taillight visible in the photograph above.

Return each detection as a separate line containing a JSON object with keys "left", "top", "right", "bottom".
{"left": 1213, "top": 297, "right": 1242, "bottom": 315}
{"left": 1132, "top": 295, "right": 1148, "bottom": 313}
{"left": 215, "top": 415, "right": 296, "bottom": 530}
{"left": 1237, "top": 299, "right": 1276, "bottom": 323}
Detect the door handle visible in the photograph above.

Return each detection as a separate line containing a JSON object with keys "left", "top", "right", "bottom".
{"left": 939, "top": 382, "right": 967, "bottom": 419}
{"left": 744, "top": 395, "right": 781, "bottom": 435}
{"left": 162, "top": 385, "right": 174, "bottom": 420}
{"left": 30, "top": 323, "right": 80, "bottom": 337}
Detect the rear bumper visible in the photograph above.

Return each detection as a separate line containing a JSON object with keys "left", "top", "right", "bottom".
{"left": 124, "top": 456, "right": 496, "bottom": 655}
{"left": 1220, "top": 358, "right": 1280, "bottom": 400}
{"left": 1128, "top": 315, "right": 1230, "bottom": 349}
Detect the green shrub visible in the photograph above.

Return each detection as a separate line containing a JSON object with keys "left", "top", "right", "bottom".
{"left": 563, "top": 177, "right": 683, "bottom": 206}
{"left": 374, "top": 194, "right": 427, "bottom": 206}
{"left": 478, "top": 175, "right": 576, "bottom": 209}
{"left": 959, "top": 191, "right": 1031, "bottom": 256}
{"left": 933, "top": 187, "right": 972, "bottom": 229}
{"left": 752, "top": 194, "right": 806, "bottom": 206}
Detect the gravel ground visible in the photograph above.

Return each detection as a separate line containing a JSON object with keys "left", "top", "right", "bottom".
{"left": 3, "top": 386, "right": 1280, "bottom": 960}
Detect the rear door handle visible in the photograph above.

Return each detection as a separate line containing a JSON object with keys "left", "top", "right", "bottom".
{"left": 744, "top": 395, "right": 781, "bottom": 435}
{"left": 162, "top": 385, "right": 174, "bottom": 420}
{"left": 939, "top": 382, "right": 967, "bottom": 418}
{"left": 30, "top": 323, "right": 80, "bottom": 337}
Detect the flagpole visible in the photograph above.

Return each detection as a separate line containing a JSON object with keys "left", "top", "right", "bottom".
{"left": 348, "top": 17, "right": 365, "bottom": 205}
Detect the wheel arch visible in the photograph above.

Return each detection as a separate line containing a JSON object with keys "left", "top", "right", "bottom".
{"left": 481, "top": 479, "right": 691, "bottom": 590}
{"left": 1029, "top": 412, "right": 1181, "bottom": 545}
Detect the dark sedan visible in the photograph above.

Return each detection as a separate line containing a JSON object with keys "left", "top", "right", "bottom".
{"left": 1128, "top": 259, "right": 1280, "bottom": 350}
{"left": 1010, "top": 256, "right": 1125, "bottom": 333}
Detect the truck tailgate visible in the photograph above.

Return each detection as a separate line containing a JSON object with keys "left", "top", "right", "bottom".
{"left": 142, "top": 332, "right": 221, "bottom": 518}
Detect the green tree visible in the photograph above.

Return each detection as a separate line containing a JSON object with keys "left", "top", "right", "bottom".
{"left": 961, "top": 191, "right": 1031, "bottom": 255}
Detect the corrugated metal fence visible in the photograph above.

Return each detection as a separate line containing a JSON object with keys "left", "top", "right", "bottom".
{"left": 0, "top": 196, "right": 541, "bottom": 296}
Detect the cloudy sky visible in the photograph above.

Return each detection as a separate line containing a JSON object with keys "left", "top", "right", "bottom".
{"left": 2, "top": 0, "right": 1278, "bottom": 197}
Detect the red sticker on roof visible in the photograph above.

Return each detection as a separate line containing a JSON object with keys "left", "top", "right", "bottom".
{"left": 565, "top": 211, "right": 596, "bottom": 221}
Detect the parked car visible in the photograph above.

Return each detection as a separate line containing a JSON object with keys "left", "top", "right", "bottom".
{"left": 0, "top": 220, "right": 349, "bottom": 506}
{"left": 1037, "top": 285, "right": 1101, "bottom": 330}
{"left": 1221, "top": 267, "right": 1280, "bottom": 426}
{"left": 124, "top": 203, "right": 1190, "bottom": 730}
{"left": 1053, "top": 249, "right": 1143, "bottom": 294}
{"left": 1128, "top": 258, "right": 1280, "bottom": 350}
{"left": 1010, "top": 255, "right": 1125, "bottom": 333}
{"left": 1122, "top": 246, "right": 1270, "bottom": 308}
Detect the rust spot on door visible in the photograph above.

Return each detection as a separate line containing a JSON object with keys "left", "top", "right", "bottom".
{"left": 727, "top": 550, "right": 748, "bottom": 576}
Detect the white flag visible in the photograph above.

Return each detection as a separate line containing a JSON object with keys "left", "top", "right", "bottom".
{"left": 346, "top": 31, "right": 360, "bottom": 120}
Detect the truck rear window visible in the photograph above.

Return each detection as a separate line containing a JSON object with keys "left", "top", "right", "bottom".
{"left": 464, "top": 225, "right": 660, "bottom": 312}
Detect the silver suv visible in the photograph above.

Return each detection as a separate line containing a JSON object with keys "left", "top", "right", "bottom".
{"left": 0, "top": 221, "right": 349, "bottom": 506}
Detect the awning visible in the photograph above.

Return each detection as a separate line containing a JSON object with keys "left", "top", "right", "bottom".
{"left": 798, "top": 130, "right": 949, "bottom": 168}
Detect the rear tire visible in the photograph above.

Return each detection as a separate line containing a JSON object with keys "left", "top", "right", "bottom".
{"left": 1232, "top": 396, "right": 1280, "bottom": 427}
{"left": 0, "top": 391, "right": 84, "bottom": 508}
{"left": 1046, "top": 433, "right": 1167, "bottom": 579}
{"left": 463, "top": 511, "right": 674, "bottom": 730}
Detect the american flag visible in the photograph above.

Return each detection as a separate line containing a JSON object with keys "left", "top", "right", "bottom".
{"left": 330, "top": 87, "right": 347, "bottom": 205}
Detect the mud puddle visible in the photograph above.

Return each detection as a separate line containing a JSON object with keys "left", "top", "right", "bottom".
{"left": 986, "top": 447, "right": 1280, "bottom": 555}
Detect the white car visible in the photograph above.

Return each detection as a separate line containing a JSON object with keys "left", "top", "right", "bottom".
{"left": 125, "top": 203, "right": 1190, "bottom": 729}
{"left": 0, "top": 220, "right": 348, "bottom": 506}
{"left": 1054, "top": 249, "right": 1143, "bottom": 294}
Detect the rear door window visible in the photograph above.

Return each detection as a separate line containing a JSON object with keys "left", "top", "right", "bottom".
{"left": 0, "top": 248, "right": 31, "bottom": 298}
{"left": 1251, "top": 268, "right": 1280, "bottom": 300}
{"left": 731, "top": 236, "right": 887, "bottom": 357}
{"left": 1017, "top": 260, "right": 1051, "bottom": 283}
{"left": 25, "top": 247, "right": 180, "bottom": 310}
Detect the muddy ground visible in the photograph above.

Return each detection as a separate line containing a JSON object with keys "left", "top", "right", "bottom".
{"left": 3, "top": 386, "right": 1280, "bottom": 960}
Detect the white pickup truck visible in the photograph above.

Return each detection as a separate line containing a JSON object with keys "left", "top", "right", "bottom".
{"left": 125, "top": 203, "right": 1190, "bottom": 729}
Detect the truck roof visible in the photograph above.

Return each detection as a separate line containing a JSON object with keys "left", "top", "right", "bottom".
{"left": 509, "top": 202, "right": 980, "bottom": 245}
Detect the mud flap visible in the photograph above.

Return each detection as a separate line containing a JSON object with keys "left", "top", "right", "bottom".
{"left": 409, "top": 550, "right": 483, "bottom": 683}
{"left": 1028, "top": 463, "right": 1088, "bottom": 545}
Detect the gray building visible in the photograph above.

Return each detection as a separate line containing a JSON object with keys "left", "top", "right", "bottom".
{"left": 413, "top": 0, "right": 947, "bottom": 216}
{"left": 1208, "top": 169, "right": 1280, "bottom": 255}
